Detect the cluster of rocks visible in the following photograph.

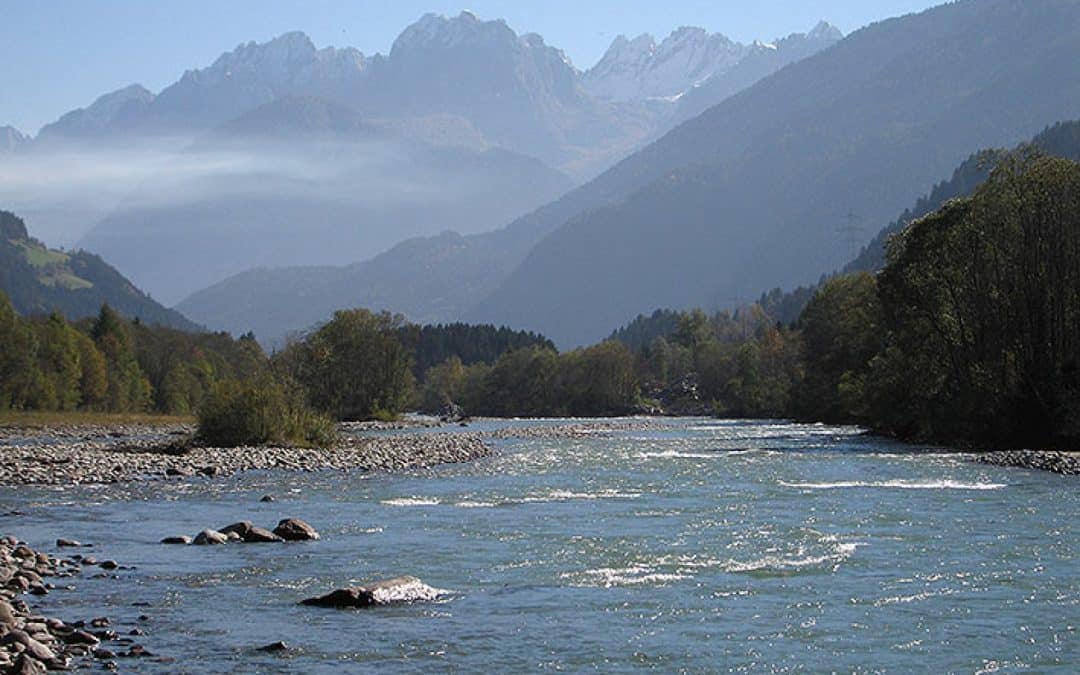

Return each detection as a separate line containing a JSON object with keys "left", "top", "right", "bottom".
{"left": 975, "top": 450, "right": 1080, "bottom": 475}
{"left": 0, "top": 425, "right": 491, "bottom": 486}
{"left": 163, "top": 519, "right": 320, "bottom": 546}
{"left": 301, "top": 576, "right": 444, "bottom": 609}
{"left": 1, "top": 536, "right": 157, "bottom": 673}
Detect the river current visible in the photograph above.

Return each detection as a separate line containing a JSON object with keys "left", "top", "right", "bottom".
{"left": 1, "top": 419, "right": 1076, "bottom": 672}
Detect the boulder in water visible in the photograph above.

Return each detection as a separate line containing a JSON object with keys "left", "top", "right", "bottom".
{"left": 218, "top": 521, "right": 254, "bottom": 538}
{"left": 243, "top": 527, "right": 284, "bottom": 543}
{"left": 258, "top": 641, "right": 289, "bottom": 652}
{"left": 273, "top": 518, "right": 320, "bottom": 541}
{"left": 192, "top": 530, "right": 228, "bottom": 545}
{"left": 300, "top": 576, "right": 442, "bottom": 608}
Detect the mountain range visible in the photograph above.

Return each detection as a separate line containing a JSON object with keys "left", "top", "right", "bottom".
{"left": 176, "top": 0, "right": 1080, "bottom": 347}
{"left": 0, "top": 12, "right": 841, "bottom": 307}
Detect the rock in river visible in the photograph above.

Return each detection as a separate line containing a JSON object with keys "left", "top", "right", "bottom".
{"left": 243, "top": 527, "right": 284, "bottom": 544}
{"left": 192, "top": 530, "right": 228, "bottom": 546}
{"left": 218, "top": 521, "right": 254, "bottom": 539}
{"left": 273, "top": 518, "right": 320, "bottom": 541}
{"left": 301, "top": 576, "right": 442, "bottom": 608}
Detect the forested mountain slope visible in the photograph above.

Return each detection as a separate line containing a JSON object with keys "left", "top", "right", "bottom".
{"left": 0, "top": 210, "right": 198, "bottom": 330}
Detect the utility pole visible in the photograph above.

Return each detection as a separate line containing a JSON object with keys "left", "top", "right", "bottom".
{"left": 836, "top": 209, "right": 862, "bottom": 268}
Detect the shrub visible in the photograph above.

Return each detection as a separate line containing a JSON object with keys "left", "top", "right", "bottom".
{"left": 197, "top": 377, "right": 337, "bottom": 448}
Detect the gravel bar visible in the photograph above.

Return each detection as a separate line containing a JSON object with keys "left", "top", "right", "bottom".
{"left": 0, "top": 424, "right": 490, "bottom": 487}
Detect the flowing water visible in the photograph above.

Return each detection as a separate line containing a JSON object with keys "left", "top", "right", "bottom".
{"left": 1, "top": 419, "right": 1076, "bottom": 673}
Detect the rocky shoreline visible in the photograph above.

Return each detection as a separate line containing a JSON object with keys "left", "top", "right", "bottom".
{"left": 1, "top": 537, "right": 162, "bottom": 672}
{"left": 974, "top": 449, "right": 1080, "bottom": 475}
{"left": 0, "top": 423, "right": 490, "bottom": 487}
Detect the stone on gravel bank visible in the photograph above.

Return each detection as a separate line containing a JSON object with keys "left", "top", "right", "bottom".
{"left": 301, "top": 576, "right": 443, "bottom": 608}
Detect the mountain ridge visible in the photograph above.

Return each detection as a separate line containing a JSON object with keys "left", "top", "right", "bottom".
{"left": 469, "top": 0, "right": 1080, "bottom": 346}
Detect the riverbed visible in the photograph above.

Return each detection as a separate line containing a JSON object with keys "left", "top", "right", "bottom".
{"left": 1, "top": 418, "right": 1076, "bottom": 672}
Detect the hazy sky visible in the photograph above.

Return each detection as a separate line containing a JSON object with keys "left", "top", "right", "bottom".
{"left": 1, "top": 0, "right": 940, "bottom": 134}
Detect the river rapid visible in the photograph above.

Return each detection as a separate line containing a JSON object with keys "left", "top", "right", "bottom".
{"left": 1, "top": 418, "right": 1076, "bottom": 672}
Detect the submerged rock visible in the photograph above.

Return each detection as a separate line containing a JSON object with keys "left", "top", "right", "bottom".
{"left": 258, "top": 641, "right": 288, "bottom": 652}
{"left": 160, "top": 536, "right": 191, "bottom": 545}
{"left": 273, "top": 518, "right": 320, "bottom": 541}
{"left": 300, "top": 576, "right": 443, "bottom": 608}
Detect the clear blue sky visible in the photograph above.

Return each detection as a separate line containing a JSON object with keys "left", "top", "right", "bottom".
{"left": 1, "top": 0, "right": 940, "bottom": 134}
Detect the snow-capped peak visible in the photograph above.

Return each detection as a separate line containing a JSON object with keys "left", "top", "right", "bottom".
{"left": 583, "top": 26, "right": 747, "bottom": 102}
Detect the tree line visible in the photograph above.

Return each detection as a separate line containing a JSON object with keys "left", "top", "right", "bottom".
{"left": 599, "top": 153, "right": 1080, "bottom": 448}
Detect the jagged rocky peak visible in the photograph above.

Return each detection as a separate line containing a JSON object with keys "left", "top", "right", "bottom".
{"left": 764, "top": 21, "right": 844, "bottom": 52}
{"left": 186, "top": 31, "right": 366, "bottom": 86}
{"left": 391, "top": 11, "right": 519, "bottom": 54}
{"left": 808, "top": 21, "right": 844, "bottom": 42}
{"left": 583, "top": 26, "right": 748, "bottom": 102}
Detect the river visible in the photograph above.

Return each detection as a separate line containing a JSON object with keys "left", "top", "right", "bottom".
{"left": 1, "top": 419, "right": 1076, "bottom": 672}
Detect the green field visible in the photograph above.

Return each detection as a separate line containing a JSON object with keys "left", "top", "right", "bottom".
{"left": 0, "top": 410, "right": 195, "bottom": 428}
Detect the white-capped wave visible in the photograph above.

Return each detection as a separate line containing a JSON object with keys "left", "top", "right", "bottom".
{"left": 778, "top": 479, "right": 1005, "bottom": 491}
{"left": 562, "top": 565, "right": 691, "bottom": 588}
{"left": 638, "top": 450, "right": 718, "bottom": 459}
{"left": 723, "top": 537, "right": 862, "bottom": 574}
{"left": 381, "top": 497, "right": 441, "bottom": 506}
{"left": 519, "top": 489, "right": 640, "bottom": 503}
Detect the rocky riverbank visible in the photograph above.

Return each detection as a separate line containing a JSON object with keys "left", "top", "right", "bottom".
{"left": 974, "top": 449, "right": 1080, "bottom": 475}
{"left": 0, "top": 423, "right": 490, "bottom": 487}
{"left": 0, "top": 536, "right": 161, "bottom": 672}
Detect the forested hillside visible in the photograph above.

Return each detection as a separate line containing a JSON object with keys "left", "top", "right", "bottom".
{"left": 0, "top": 210, "right": 198, "bottom": 330}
